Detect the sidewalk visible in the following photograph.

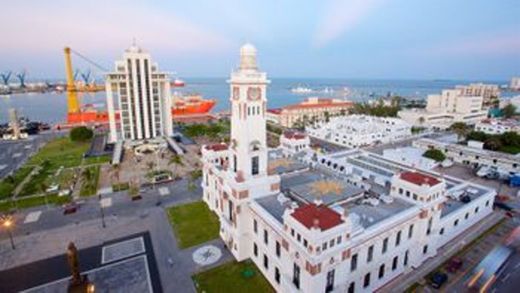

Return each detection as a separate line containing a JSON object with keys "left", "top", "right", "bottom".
{"left": 378, "top": 212, "right": 504, "bottom": 293}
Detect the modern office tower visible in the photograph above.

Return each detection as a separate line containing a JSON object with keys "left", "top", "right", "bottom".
{"left": 105, "top": 44, "right": 172, "bottom": 143}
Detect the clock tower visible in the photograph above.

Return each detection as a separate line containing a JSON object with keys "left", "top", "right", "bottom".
{"left": 228, "top": 44, "right": 269, "bottom": 180}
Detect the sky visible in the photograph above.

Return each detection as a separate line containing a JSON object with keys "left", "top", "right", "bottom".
{"left": 0, "top": 0, "right": 519, "bottom": 80}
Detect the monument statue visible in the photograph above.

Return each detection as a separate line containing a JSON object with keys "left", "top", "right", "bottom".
{"left": 67, "top": 242, "right": 95, "bottom": 293}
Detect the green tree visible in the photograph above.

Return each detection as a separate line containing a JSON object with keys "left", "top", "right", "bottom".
{"left": 449, "top": 122, "right": 469, "bottom": 141}
{"left": 70, "top": 126, "right": 93, "bottom": 142}
{"left": 502, "top": 104, "right": 517, "bottom": 118}
{"left": 466, "top": 131, "right": 489, "bottom": 142}
{"left": 484, "top": 137, "right": 503, "bottom": 151}
{"left": 500, "top": 131, "right": 520, "bottom": 147}
{"left": 423, "top": 149, "right": 446, "bottom": 162}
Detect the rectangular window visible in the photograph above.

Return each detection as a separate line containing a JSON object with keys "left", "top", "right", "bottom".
{"left": 426, "top": 218, "right": 432, "bottom": 235}
{"left": 326, "top": 269, "right": 335, "bottom": 293}
{"left": 254, "top": 243, "right": 258, "bottom": 257}
{"left": 351, "top": 253, "right": 358, "bottom": 271}
{"left": 233, "top": 155, "right": 237, "bottom": 172}
{"left": 263, "top": 254, "right": 268, "bottom": 269}
{"left": 264, "top": 229, "right": 268, "bottom": 245}
{"left": 252, "top": 156, "right": 259, "bottom": 175}
{"left": 367, "top": 245, "right": 374, "bottom": 263}
{"left": 396, "top": 231, "right": 401, "bottom": 246}
{"left": 378, "top": 264, "right": 385, "bottom": 279}
{"left": 382, "top": 238, "right": 388, "bottom": 254}
{"left": 348, "top": 282, "right": 355, "bottom": 293}
{"left": 228, "top": 200, "right": 233, "bottom": 222}
{"left": 276, "top": 241, "right": 281, "bottom": 258}
{"left": 275, "top": 267, "right": 280, "bottom": 284}
{"left": 253, "top": 219, "right": 257, "bottom": 234}
{"left": 363, "top": 273, "right": 370, "bottom": 288}
{"left": 293, "top": 263, "right": 300, "bottom": 289}
{"left": 423, "top": 245, "right": 428, "bottom": 254}
{"left": 392, "top": 256, "right": 398, "bottom": 270}
{"left": 408, "top": 224, "right": 414, "bottom": 238}
{"left": 404, "top": 250, "right": 409, "bottom": 266}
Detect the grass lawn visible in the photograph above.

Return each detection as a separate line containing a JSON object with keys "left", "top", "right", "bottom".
{"left": 27, "top": 137, "right": 90, "bottom": 170}
{"left": 0, "top": 194, "right": 71, "bottom": 212}
{"left": 167, "top": 201, "right": 220, "bottom": 248}
{"left": 499, "top": 145, "right": 520, "bottom": 155}
{"left": 0, "top": 166, "right": 34, "bottom": 199}
{"left": 192, "top": 260, "right": 274, "bottom": 293}
{"left": 112, "top": 182, "right": 130, "bottom": 192}
{"left": 19, "top": 164, "right": 53, "bottom": 197}
{"left": 80, "top": 165, "right": 100, "bottom": 197}
{"left": 83, "top": 155, "right": 112, "bottom": 166}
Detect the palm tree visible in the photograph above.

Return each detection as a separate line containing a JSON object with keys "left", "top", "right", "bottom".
{"left": 449, "top": 122, "right": 469, "bottom": 141}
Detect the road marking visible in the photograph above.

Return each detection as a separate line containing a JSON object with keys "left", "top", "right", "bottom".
{"left": 12, "top": 152, "right": 22, "bottom": 158}
{"left": 0, "top": 164, "right": 6, "bottom": 171}
{"left": 502, "top": 273, "right": 511, "bottom": 282}
{"left": 159, "top": 187, "right": 170, "bottom": 196}
{"left": 24, "top": 211, "right": 42, "bottom": 223}
{"left": 24, "top": 145, "right": 32, "bottom": 149}
{"left": 100, "top": 198, "right": 112, "bottom": 208}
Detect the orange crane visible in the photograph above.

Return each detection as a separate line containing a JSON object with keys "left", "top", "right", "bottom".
{"left": 64, "top": 47, "right": 80, "bottom": 114}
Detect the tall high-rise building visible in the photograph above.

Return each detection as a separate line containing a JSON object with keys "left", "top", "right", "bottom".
{"left": 105, "top": 45, "right": 172, "bottom": 142}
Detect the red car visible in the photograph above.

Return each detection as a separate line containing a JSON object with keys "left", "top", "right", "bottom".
{"left": 446, "top": 257, "right": 463, "bottom": 273}
{"left": 63, "top": 203, "right": 78, "bottom": 215}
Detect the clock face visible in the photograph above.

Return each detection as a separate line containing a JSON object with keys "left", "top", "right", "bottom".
{"left": 232, "top": 87, "right": 240, "bottom": 100}
{"left": 247, "top": 87, "right": 261, "bottom": 101}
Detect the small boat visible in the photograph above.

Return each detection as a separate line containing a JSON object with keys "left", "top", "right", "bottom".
{"left": 291, "top": 86, "right": 313, "bottom": 94}
{"left": 172, "top": 78, "right": 185, "bottom": 87}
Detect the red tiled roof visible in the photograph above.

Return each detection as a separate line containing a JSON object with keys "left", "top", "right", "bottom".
{"left": 400, "top": 171, "right": 441, "bottom": 187}
{"left": 291, "top": 204, "right": 343, "bottom": 231}
{"left": 205, "top": 143, "right": 228, "bottom": 152}
{"left": 283, "top": 130, "right": 306, "bottom": 140}
{"left": 267, "top": 108, "right": 282, "bottom": 114}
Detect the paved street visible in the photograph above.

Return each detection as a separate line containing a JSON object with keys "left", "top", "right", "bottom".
{"left": 0, "top": 178, "right": 233, "bottom": 293}
{"left": 0, "top": 132, "right": 61, "bottom": 179}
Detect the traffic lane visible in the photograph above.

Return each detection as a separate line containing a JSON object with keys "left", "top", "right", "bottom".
{"left": 491, "top": 253, "right": 520, "bottom": 292}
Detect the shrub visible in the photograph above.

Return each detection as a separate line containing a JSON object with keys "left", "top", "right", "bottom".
{"left": 70, "top": 127, "right": 93, "bottom": 142}
{"left": 423, "top": 149, "right": 446, "bottom": 162}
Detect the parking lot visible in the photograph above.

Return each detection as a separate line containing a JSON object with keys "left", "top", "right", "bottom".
{"left": 436, "top": 163, "right": 519, "bottom": 198}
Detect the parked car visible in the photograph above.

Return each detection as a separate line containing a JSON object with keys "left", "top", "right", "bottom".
{"left": 131, "top": 194, "right": 142, "bottom": 201}
{"left": 446, "top": 257, "right": 463, "bottom": 273}
{"left": 430, "top": 272, "right": 448, "bottom": 289}
{"left": 63, "top": 202, "right": 78, "bottom": 215}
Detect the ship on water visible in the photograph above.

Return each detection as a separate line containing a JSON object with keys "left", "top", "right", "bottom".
{"left": 171, "top": 93, "right": 216, "bottom": 116}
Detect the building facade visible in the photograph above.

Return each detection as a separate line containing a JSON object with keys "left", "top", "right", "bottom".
{"left": 306, "top": 115, "right": 411, "bottom": 148}
{"left": 202, "top": 45, "right": 496, "bottom": 293}
{"left": 475, "top": 118, "right": 520, "bottom": 135}
{"left": 267, "top": 97, "right": 353, "bottom": 128}
{"left": 279, "top": 130, "right": 310, "bottom": 156}
{"left": 455, "top": 83, "right": 500, "bottom": 106}
{"left": 105, "top": 45, "right": 173, "bottom": 143}
{"left": 398, "top": 88, "right": 487, "bottom": 129}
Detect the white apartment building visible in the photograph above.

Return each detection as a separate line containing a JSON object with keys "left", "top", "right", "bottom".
{"left": 306, "top": 115, "right": 411, "bottom": 148}
{"left": 475, "top": 118, "right": 520, "bottom": 135}
{"left": 455, "top": 83, "right": 500, "bottom": 105}
{"left": 510, "top": 77, "right": 520, "bottom": 91}
{"left": 105, "top": 45, "right": 173, "bottom": 143}
{"left": 280, "top": 130, "right": 310, "bottom": 156}
{"left": 398, "top": 88, "right": 487, "bottom": 129}
{"left": 202, "top": 45, "right": 496, "bottom": 293}
{"left": 382, "top": 147, "right": 438, "bottom": 170}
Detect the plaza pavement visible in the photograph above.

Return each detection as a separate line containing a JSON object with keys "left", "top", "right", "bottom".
{"left": 0, "top": 178, "right": 233, "bottom": 293}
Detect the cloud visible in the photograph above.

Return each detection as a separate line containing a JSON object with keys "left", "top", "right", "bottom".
{"left": 0, "top": 1, "right": 235, "bottom": 56}
{"left": 422, "top": 30, "right": 520, "bottom": 57}
{"left": 313, "top": 0, "right": 384, "bottom": 47}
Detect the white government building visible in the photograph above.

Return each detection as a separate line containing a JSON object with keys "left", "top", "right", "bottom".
{"left": 398, "top": 88, "right": 487, "bottom": 129}
{"left": 105, "top": 44, "right": 173, "bottom": 143}
{"left": 306, "top": 115, "right": 411, "bottom": 148}
{"left": 202, "top": 44, "right": 496, "bottom": 293}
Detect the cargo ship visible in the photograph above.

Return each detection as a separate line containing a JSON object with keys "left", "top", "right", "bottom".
{"left": 171, "top": 93, "right": 216, "bottom": 116}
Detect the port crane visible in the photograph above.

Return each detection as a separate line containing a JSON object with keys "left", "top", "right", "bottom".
{"left": 1, "top": 71, "right": 12, "bottom": 85}
{"left": 16, "top": 71, "right": 26, "bottom": 88}
{"left": 63, "top": 47, "right": 110, "bottom": 125}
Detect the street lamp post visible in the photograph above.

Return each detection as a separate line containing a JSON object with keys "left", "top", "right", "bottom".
{"left": 98, "top": 194, "right": 106, "bottom": 229}
{"left": 1, "top": 215, "right": 15, "bottom": 250}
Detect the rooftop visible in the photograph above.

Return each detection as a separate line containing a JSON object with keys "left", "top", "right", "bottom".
{"left": 344, "top": 196, "right": 416, "bottom": 229}
{"left": 399, "top": 171, "right": 441, "bottom": 187}
{"left": 283, "top": 130, "right": 307, "bottom": 140}
{"left": 205, "top": 143, "right": 228, "bottom": 152}
{"left": 291, "top": 203, "right": 344, "bottom": 231}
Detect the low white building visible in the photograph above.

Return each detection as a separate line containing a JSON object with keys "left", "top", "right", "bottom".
{"left": 475, "top": 118, "right": 520, "bottom": 135}
{"left": 413, "top": 138, "right": 519, "bottom": 173}
{"left": 398, "top": 88, "right": 487, "bottom": 129}
{"left": 306, "top": 115, "right": 411, "bottom": 148}
{"left": 280, "top": 130, "right": 310, "bottom": 156}
{"left": 202, "top": 45, "right": 496, "bottom": 293}
{"left": 383, "top": 147, "right": 438, "bottom": 170}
